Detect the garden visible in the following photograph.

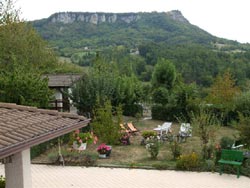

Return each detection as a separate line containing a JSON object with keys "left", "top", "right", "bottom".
{"left": 32, "top": 114, "right": 250, "bottom": 178}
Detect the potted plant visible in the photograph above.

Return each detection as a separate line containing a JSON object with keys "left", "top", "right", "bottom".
{"left": 97, "top": 143, "right": 112, "bottom": 158}
{"left": 71, "top": 130, "right": 94, "bottom": 151}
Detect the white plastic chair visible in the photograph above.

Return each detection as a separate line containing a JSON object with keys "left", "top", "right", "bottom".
{"left": 179, "top": 123, "right": 192, "bottom": 138}
{"left": 154, "top": 122, "right": 172, "bottom": 137}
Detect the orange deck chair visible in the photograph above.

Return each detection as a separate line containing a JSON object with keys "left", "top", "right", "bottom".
{"left": 127, "top": 122, "right": 138, "bottom": 133}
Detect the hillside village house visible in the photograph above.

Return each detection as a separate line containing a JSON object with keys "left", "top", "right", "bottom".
{"left": 43, "top": 74, "right": 83, "bottom": 112}
{"left": 0, "top": 103, "right": 90, "bottom": 188}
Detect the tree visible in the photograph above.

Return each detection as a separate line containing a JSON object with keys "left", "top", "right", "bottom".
{"left": 0, "top": 1, "right": 57, "bottom": 72}
{"left": 0, "top": 62, "right": 52, "bottom": 107}
{"left": 206, "top": 70, "right": 240, "bottom": 105}
{"left": 206, "top": 70, "right": 241, "bottom": 124}
{"left": 72, "top": 57, "right": 143, "bottom": 116}
{"left": 151, "top": 58, "right": 176, "bottom": 90}
{"left": 0, "top": 0, "right": 56, "bottom": 107}
{"left": 152, "top": 87, "right": 169, "bottom": 105}
{"left": 91, "top": 101, "right": 122, "bottom": 145}
{"left": 0, "top": 0, "right": 20, "bottom": 25}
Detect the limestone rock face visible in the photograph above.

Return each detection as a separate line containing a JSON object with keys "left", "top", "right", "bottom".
{"left": 49, "top": 12, "right": 139, "bottom": 24}
{"left": 49, "top": 11, "right": 187, "bottom": 25}
{"left": 166, "top": 10, "right": 189, "bottom": 23}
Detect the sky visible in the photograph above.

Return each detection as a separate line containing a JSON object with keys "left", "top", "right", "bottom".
{"left": 15, "top": 0, "right": 250, "bottom": 44}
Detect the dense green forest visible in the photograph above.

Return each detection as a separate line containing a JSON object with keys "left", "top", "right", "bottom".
{"left": 31, "top": 11, "right": 250, "bottom": 88}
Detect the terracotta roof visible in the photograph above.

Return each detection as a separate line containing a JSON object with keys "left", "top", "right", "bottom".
{"left": 43, "top": 74, "right": 83, "bottom": 88}
{"left": 0, "top": 103, "right": 90, "bottom": 159}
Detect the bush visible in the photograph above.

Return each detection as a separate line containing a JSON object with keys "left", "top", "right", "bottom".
{"left": 170, "top": 141, "right": 181, "bottom": 160}
{"left": 47, "top": 150, "right": 98, "bottom": 166}
{"left": 123, "top": 104, "right": 143, "bottom": 117}
{"left": 242, "top": 158, "right": 250, "bottom": 177}
{"left": 92, "top": 101, "right": 122, "bottom": 145}
{"left": 151, "top": 105, "right": 174, "bottom": 121}
{"left": 238, "top": 114, "right": 250, "bottom": 148}
{"left": 48, "top": 152, "right": 59, "bottom": 163}
{"left": 176, "top": 152, "right": 201, "bottom": 171}
{"left": 145, "top": 137, "right": 160, "bottom": 159}
{"left": 203, "top": 159, "right": 215, "bottom": 172}
{"left": 220, "top": 136, "right": 234, "bottom": 149}
{"left": 0, "top": 175, "right": 5, "bottom": 188}
{"left": 141, "top": 130, "right": 157, "bottom": 139}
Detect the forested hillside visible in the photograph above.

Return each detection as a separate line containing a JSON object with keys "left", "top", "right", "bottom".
{"left": 31, "top": 11, "right": 250, "bottom": 87}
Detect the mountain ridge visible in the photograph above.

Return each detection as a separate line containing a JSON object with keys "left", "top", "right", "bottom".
{"left": 31, "top": 10, "right": 248, "bottom": 57}
{"left": 46, "top": 10, "right": 189, "bottom": 25}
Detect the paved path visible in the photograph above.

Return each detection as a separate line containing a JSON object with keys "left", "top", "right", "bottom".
{"left": 0, "top": 164, "right": 250, "bottom": 188}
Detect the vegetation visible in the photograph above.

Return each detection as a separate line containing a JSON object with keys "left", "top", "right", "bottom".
{"left": 0, "top": 175, "right": 5, "bottom": 188}
{"left": 191, "top": 108, "right": 220, "bottom": 159}
{"left": 91, "top": 101, "right": 122, "bottom": 145}
{"left": 2, "top": 1, "right": 250, "bottom": 178}
{"left": 31, "top": 11, "right": 250, "bottom": 88}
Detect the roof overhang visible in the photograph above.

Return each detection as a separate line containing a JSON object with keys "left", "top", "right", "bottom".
{"left": 0, "top": 103, "right": 90, "bottom": 159}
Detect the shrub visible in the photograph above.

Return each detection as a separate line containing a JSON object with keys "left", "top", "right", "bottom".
{"left": 145, "top": 137, "right": 160, "bottom": 159}
{"left": 92, "top": 101, "right": 122, "bottom": 145}
{"left": 242, "top": 158, "right": 250, "bottom": 177}
{"left": 120, "top": 132, "right": 130, "bottom": 145}
{"left": 48, "top": 150, "right": 98, "bottom": 166}
{"left": 123, "top": 104, "right": 143, "bottom": 117}
{"left": 220, "top": 136, "right": 234, "bottom": 149}
{"left": 176, "top": 152, "right": 201, "bottom": 171}
{"left": 48, "top": 152, "right": 59, "bottom": 163}
{"left": 238, "top": 114, "right": 250, "bottom": 148}
{"left": 151, "top": 104, "right": 175, "bottom": 121}
{"left": 170, "top": 141, "right": 181, "bottom": 160}
{"left": 141, "top": 130, "right": 157, "bottom": 139}
{"left": 203, "top": 159, "right": 215, "bottom": 172}
{"left": 0, "top": 175, "right": 5, "bottom": 188}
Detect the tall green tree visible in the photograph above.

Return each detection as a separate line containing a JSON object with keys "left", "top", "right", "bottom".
{"left": 72, "top": 57, "right": 143, "bottom": 116}
{"left": 151, "top": 58, "right": 176, "bottom": 90}
{"left": 91, "top": 101, "right": 122, "bottom": 145}
{"left": 0, "top": 62, "right": 52, "bottom": 107}
{"left": 0, "top": 0, "right": 55, "bottom": 107}
{"left": 206, "top": 70, "right": 241, "bottom": 124}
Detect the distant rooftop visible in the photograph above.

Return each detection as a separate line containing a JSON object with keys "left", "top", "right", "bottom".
{"left": 43, "top": 74, "right": 83, "bottom": 88}
{"left": 0, "top": 103, "right": 90, "bottom": 159}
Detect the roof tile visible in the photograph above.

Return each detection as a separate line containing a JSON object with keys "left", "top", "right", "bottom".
{"left": 0, "top": 103, "right": 90, "bottom": 159}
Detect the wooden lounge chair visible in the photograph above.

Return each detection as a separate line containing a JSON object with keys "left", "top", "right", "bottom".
{"left": 120, "top": 123, "right": 130, "bottom": 133}
{"left": 127, "top": 122, "right": 138, "bottom": 133}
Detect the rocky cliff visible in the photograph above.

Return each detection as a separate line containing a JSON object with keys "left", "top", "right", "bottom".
{"left": 48, "top": 10, "right": 188, "bottom": 25}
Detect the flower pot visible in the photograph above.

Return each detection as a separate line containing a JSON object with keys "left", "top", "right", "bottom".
{"left": 73, "top": 141, "right": 87, "bottom": 151}
{"left": 78, "top": 142, "right": 87, "bottom": 151}
{"left": 106, "top": 145, "right": 112, "bottom": 157}
{"left": 99, "top": 154, "right": 107, "bottom": 158}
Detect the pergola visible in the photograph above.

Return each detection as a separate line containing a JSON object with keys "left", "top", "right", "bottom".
{"left": 0, "top": 103, "right": 90, "bottom": 188}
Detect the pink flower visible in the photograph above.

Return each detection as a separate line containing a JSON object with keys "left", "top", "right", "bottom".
{"left": 94, "top": 136, "right": 98, "bottom": 144}
{"left": 75, "top": 129, "right": 80, "bottom": 134}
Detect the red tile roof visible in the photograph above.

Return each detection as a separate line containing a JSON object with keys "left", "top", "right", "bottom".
{"left": 0, "top": 103, "right": 90, "bottom": 159}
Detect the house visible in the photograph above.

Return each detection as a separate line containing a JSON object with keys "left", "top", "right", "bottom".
{"left": 0, "top": 102, "right": 90, "bottom": 188}
{"left": 43, "top": 74, "right": 83, "bottom": 112}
